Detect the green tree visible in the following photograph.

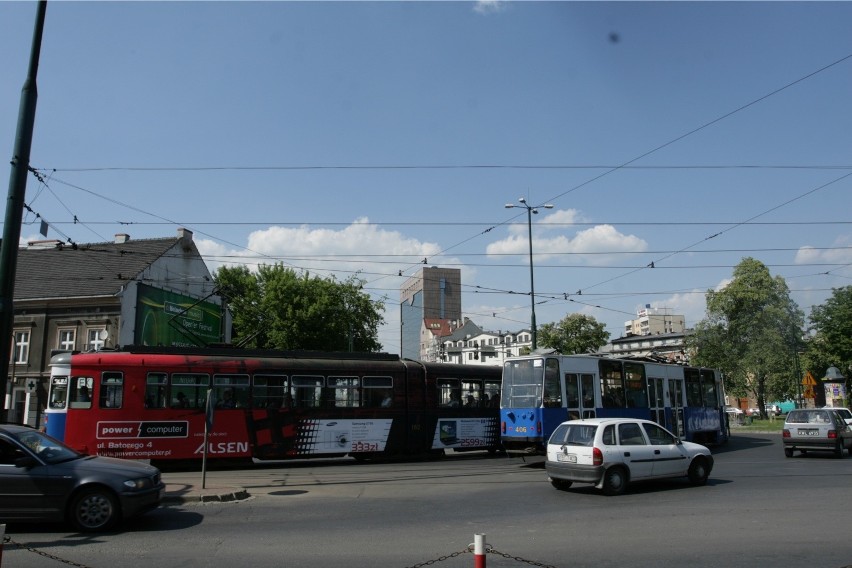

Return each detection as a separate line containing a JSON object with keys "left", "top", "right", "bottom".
{"left": 538, "top": 313, "right": 610, "bottom": 354}
{"left": 215, "top": 263, "right": 385, "bottom": 352}
{"left": 686, "top": 258, "right": 804, "bottom": 416}
{"left": 804, "top": 286, "right": 852, "bottom": 404}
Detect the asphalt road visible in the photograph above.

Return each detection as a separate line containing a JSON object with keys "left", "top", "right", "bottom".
{"left": 3, "top": 432, "right": 852, "bottom": 568}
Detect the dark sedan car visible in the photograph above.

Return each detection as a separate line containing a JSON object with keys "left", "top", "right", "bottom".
{"left": 0, "top": 424, "right": 165, "bottom": 531}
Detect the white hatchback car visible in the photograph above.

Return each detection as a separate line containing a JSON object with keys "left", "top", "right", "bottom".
{"left": 545, "top": 417, "right": 714, "bottom": 495}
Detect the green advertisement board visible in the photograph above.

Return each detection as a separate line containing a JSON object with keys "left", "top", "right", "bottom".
{"left": 136, "top": 284, "right": 222, "bottom": 347}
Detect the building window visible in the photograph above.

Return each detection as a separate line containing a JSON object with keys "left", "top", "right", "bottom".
{"left": 12, "top": 331, "right": 29, "bottom": 364}
{"left": 87, "top": 329, "right": 106, "bottom": 351}
{"left": 58, "top": 329, "right": 76, "bottom": 351}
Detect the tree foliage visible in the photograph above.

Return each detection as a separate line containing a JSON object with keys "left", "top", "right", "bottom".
{"left": 214, "top": 263, "right": 385, "bottom": 352}
{"left": 686, "top": 258, "right": 804, "bottom": 413}
{"left": 538, "top": 313, "right": 610, "bottom": 354}
{"left": 803, "top": 286, "right": 852, "bottom": 398}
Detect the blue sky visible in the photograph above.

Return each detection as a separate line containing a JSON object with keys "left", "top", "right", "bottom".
{"left": 1, "top": 1, "right": 851, "bottom": 354}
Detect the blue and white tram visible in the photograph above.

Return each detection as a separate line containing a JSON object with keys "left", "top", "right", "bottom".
{"left": 500, "top": 354, "right": 728, "bottom": 452}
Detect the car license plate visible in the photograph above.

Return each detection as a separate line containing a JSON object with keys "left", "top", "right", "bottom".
{"left": 557, "top": 453, "right": 577, "bottom": 463}
{"left": 797, "top": 429, "right": 818, "bottom": 436}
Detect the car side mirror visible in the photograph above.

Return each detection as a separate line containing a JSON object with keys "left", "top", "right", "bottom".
{"left": 14, "top": 455, "right": 39, "bottom": 469}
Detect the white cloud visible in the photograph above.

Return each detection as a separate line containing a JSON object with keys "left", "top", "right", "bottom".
{"left": 795, "top": 235, "right": 852, "bottom": 265}
{"left": 487, "top": 207, "right": 648, "bottom": 266}
{"left": 473, "top": 1, "right": 506, "bottom": 15}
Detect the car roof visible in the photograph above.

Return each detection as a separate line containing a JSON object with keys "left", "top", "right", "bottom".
{"left": 555, "top": 417, "right": 655, "bottom": 428}
{"left": 0, "top": 423, "right": 37, "bottom": 434}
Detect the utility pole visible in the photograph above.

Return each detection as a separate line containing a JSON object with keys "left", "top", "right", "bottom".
{"left": 0, "top": 1, "right": 47, "bottom": 422}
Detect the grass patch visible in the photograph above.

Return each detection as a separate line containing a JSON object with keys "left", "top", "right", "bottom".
{"left": 730, "top": 416, "right": 785, "bottom": 433}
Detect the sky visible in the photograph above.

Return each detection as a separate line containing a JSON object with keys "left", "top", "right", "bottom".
{"left": 1, "top": 1, "right": 851, "bottom": 355}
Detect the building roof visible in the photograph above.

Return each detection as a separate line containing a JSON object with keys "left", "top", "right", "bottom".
{"left": 13, "top": 233, "right": 189, "bottom": 301}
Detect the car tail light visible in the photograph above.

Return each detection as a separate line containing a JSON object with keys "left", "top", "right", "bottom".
{"left": 593, "top": 447, "right": 603, "bottom": 466}
{"left": 536, "top": 421, "right": 542, "bottom": 434}
{"left": 782, "top": 429, "right": 790, "bottom": 438}
{"left": 828, "top": 430, "right": 837, "bottom": 439}
{"left": 501, "top": 421, "right": 506, "bottom": 434}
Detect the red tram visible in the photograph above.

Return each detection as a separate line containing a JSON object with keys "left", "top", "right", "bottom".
{"left": 45, "top": 346, "right": 502, "bottom": 462}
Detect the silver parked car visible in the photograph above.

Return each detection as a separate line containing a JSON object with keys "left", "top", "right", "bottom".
{"left": 545, "top": 417, "right": 713, "bottom": 496}
{"left": 0, "top": 424, "right": 165, "bottom": 531}
{"left": 783, "top": 408, "right": 852, "bottom": 458}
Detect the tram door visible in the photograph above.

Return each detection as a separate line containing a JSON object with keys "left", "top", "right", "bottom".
{"left": 564, "top": 373, "right": 595, "bottom": 420}
{"left": 668, "top": 378, "right": 685, "bottom": 437}
{"left": 647, "top": 377, "right": 666, "bottom": 427}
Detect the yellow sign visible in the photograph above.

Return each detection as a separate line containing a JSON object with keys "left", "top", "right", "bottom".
{"left": 802, "top": 372, "right": 817, "bottom": 386}
{"left": 803, "top": 386, "right": 815, "bottom": 399}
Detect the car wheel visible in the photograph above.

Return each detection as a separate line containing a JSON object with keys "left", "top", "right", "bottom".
{"left": 601, "top": 466, "right": 628, "bottom": 496}
{"left": 550, "top": 479, "right": 573, "bottom": 491}
{"left": 69, "top": 487, "right": 120, "bottom": 532}
{"left": 784, "top": 448, "right": 793, "bottom": 458}
{"left": 687, "top": 457, "right": 710, "bottom": 486}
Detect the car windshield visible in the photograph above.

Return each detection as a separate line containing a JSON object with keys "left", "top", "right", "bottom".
{"left": 11, "top": 429, "right": 83, "bottom": 464}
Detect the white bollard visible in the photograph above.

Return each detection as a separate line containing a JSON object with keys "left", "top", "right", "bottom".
{"left": 474, "top": 533, "right": 486, "bottom": 568}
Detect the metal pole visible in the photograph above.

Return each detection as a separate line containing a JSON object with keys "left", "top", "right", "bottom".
{"left": 473, "top": 533, "right": 486, "bottom": 568}
{"left": 0, "top": 1, "right": 47, "bottom": 422}
{"left": 526, "top": 207, "right": 537, "bottom": 351}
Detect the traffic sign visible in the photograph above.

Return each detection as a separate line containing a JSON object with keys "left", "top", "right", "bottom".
{"left": 802, "top": 371, "right": 817, "bottom": 386}
{"left": 25, "top": 379, "right": 38, "bottom": 393}
{"left": 803, "top": 386, "right": 815, "bottom": 399}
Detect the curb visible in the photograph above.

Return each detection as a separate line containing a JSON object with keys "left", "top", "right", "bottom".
{"left": 163, "top": 488, "right": 251, "bottom": 504}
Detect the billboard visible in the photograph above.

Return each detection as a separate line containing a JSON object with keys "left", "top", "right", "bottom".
{"left": 135, "top": 284, "right": 222, "bottom": 347}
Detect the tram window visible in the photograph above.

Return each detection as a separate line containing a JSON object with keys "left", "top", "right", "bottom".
{"left": 292, "top": 376, "right": 323, "bottom": 408}
{"left": 461, "top": 381, "right": 482, "bottom": 407}
{"left": 329, "top": 376, "right": 360, "bottom": 408}
{"left": 503, "top": 359, "right": 543, "bottom": 408}
{"left": 99, "top": 372, "right": 123, "bottom": 409}
{"left": 624, "top": 363, "right": 648, "bottom": 408}
{"left": 684, "top": 368, "right": 702, "bottom": 407}
{"left": 146, "top": 373, "right": 168, "bottom": 409}
{"left": 49, "top": 377, "right": 68, "bottom": 409}
{"left": 580, "top": 374, "right": 595, "bottom": 416}
{"left": 599, "top": 360, "right": 624, "bottom": 408}
{"left": 701, "top": 370, "right": 718, "bottom": 407}
{"left": 214, "top": 374, "right": 250, "bottom": 409}
{"left": 253, "top": 374, "right": 288, "bottom": 409}
{"left": 172, "top": 373, "right": 210, "bottom": 409}
{"left": 362, "top": 376, "right": 393, "bottom": 408}
{"left": 69, "top": 377, "right": 93, "bottom": 409}
{"left": 543, "top": 359, "right": 561, "bottom": 408}
{"left": 565, "top": 374, "right": 580, "bottom": 408}
{"left": 439, "top": 379, "right": 461, "bottom": 407}
{"left": 484, "top": 381, "right": 501, "bottom": 408}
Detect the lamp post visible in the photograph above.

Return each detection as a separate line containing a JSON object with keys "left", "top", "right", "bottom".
{"left": 505, "top": 197, "right": 553, "bottom": 351}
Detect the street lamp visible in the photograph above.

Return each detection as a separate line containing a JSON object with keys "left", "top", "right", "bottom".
{"left": 505, "top": 197, "right": 553, "bottom": 351}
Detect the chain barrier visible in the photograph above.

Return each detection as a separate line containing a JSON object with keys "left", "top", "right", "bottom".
{"left": 487, "top": 546, "right": 557, "bottom": 568}
{"left": 2, "top": 535, "right": 95, "bottom": 568}
{"left": 404, "top": 542, "right": 557, "bottom": 568}
{"left": 404, "top": 547, "right": 471, "bottom": 568}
